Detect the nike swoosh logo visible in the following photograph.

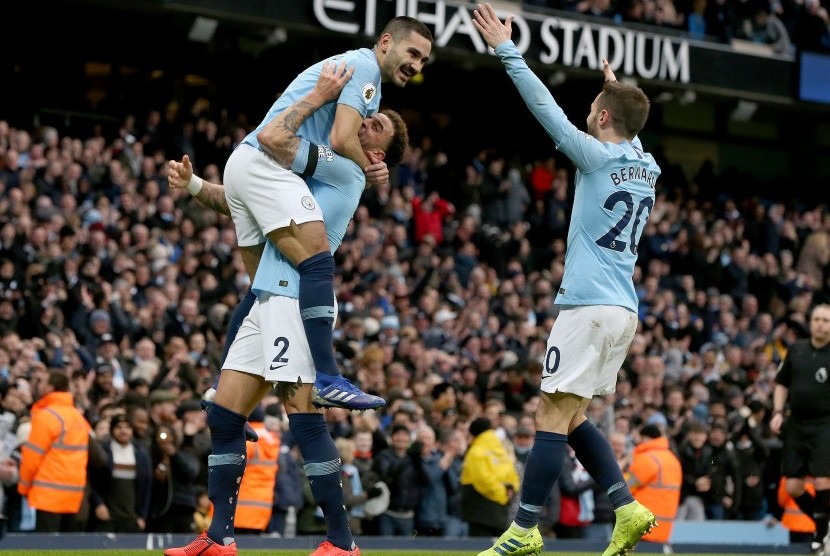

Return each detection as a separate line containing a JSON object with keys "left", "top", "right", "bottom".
{"left": 270, "top": 364, "right": 287, "bottom": 370}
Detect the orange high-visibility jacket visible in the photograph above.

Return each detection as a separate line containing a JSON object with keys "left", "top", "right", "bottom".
{"left": 234, "top": 422, "right": 280, "bottom": 531}
{"left": 778, "top": 477, "right": 816, "bottom": 534}
{"left": 18, "top": 391, "right": 91, "bottom": 513}
{"left": 625, "top": 436, "right": 682, "bottom": 543}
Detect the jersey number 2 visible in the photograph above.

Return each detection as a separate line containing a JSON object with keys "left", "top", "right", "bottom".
{"left": 595, "top": 191, "right": 653, "bottom": 254}
{"left": 269, "top": 337, "right": 289, "bottom": 370}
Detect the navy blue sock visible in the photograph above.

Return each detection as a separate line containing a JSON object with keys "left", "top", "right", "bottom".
{"left": 214, "top": 288, "right": 257, "bottom": 389}
{"left": 289, "top": 413, "right": 353, "bottom": 550}
{"left": 569, "top": 421, "right": 634, "bottom": 509}
{"left": 297, "top": 252, "right": 339, "bottom": 386}
{"left": 206, "top": 403, "right": 248, "bottom": 545}
{"left": 514, "top": 431, "right": 567, "bottom": 529}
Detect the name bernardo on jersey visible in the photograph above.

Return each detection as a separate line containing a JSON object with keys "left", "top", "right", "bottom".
{"left": 610, "top": 166, "right": 657, "bottom": 188}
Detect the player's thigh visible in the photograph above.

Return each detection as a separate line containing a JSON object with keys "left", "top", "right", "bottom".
{"left": 781, "top": 418, "right": 810, "bottom": 477}
{"left": 214, "top": 370, "right": 271, "bottom": 417}
{"left": 540, "top": 305, "right": 632, "bottom": 398}
{"left": 595, "top": 307, "right": 638, "bottom": 395}
{"left": 258, "top": 293, "right": 338, "bottom": 385}
{"left": 266, "top": 220, "right": 329, "bottom": 268}
{"left": 222, "top": 299, "right": 266, "bottom": 374}
{"left": 223, "top": 144, "right": 323, "bottom": 244}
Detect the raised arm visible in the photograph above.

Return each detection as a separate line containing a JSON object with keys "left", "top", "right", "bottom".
{"left": 257, "top": 61, "right": 354, "bottom": 168}
{"left": 167, "top": 154, "right": 230, "bottom": 216}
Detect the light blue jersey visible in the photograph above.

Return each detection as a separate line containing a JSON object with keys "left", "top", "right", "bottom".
{"left": 495, "top": 41, "right": 661, "bottom": 313}
{"left": 251, "top": 140, "right": 365, "bottom": 298}
{"left": 242, "top": 48, "right": 382, "bottom": 150}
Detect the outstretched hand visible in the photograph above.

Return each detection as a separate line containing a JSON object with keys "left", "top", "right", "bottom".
{"left": 314, "top": 61, "right": 354, "bottom": 103}
{"left": 472, "top": 3, "right": 513, "bottom": 50}
{"left": 602, "top": 58, "right": 617, "bottom": 83}
{"left": 168, "top": 154, "right": 193, "bottom": 190}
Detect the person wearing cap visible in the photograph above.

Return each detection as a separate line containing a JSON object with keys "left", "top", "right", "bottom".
{"left": 85, "top": 309, "right": 113, "bottom": 352}
{"left": 18, "top": 370, "right": 91, "bottom": 532}
{"left": 90, "top": 414, "right": 152, "bottom": 533}
{"left": 771, "top": 304, "right": 830, "bottom": 555}
{"left": 460, "top": 417, "right": 520, "bottom": 537}
{"left": 624, "top": 425, "right": 681, "bottom": 545}
{"left": 96, "top": 333, "right": 127, "bottom": 395}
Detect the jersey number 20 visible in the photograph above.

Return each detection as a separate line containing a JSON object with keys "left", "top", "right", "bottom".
{"left": 595, "top": 191, "right": 654, "bottom": 254}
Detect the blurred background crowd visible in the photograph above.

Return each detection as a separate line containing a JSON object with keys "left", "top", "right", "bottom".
{"left": 0, "top": 30, "right": 827, "bottom": 536}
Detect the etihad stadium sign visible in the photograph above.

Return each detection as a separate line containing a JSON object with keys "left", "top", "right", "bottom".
{"left": 166, "top": 0, "right": 795, "bottom": 100}
{"left": 313, "top": 0, "right": 690, "bottom": 83}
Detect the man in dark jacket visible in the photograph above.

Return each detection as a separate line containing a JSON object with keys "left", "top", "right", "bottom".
{"left": 372, "top": 424, "right": 420, "bottom": 536}
{"left": 91, "top": 414, "right": 152, "bottom": 532}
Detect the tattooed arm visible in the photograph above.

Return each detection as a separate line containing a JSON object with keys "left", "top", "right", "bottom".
{"left": 167, "top": 63, "right": 353, "bottom": 216}
{"left": 257, "top": 61, "right": 354, "bottom": 168}
{"left": 167, "top": 154, "right": 231, "bottom": 216}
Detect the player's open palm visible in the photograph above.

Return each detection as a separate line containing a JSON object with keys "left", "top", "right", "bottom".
{"left": 167, "top": 155, "right": 193, "bottom": 190}
{"left": 315, "top": 61, "right": 354, "bottom": 103}
{"left": 473, "top": 3, "right": 513, "bottom": 50}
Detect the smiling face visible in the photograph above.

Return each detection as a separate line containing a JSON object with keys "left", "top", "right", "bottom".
{"left": 378, "top": 30, "right": 432, "bottom": 87}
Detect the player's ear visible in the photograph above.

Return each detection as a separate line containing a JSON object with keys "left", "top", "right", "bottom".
{"left": 366, "top": 149, "right": 386, "bottom": 164}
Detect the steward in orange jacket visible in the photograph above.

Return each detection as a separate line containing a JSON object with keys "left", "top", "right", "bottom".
{"left": 625, "top": 424, "right": 682, "bottom": 543}
{"left": 234, "top": 419, "right": 280, "bottom": 532}
{"left": 778, "top": 476, "right": 816, "bottom": 542}
{"left": 18, "top": 371, "right": 91, "bottom": 530}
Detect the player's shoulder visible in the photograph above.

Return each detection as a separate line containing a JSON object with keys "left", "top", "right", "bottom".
{"left": 333, "top": 48, "right": 379, "bottom": 69}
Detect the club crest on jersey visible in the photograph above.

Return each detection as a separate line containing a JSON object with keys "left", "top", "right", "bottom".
{"left": 818, "top": 367, "right": 828, "bottom": 384}
{"left": 301, "top": 196, "right": 316, "bottom": 211}
{"left": 317, "top": 145, "right": 334, "bottom": 162}
{"left": 361, "top": 83, "right": 376, "bottom": 103}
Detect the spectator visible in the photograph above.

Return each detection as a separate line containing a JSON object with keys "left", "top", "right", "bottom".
{"left": 233, "top": 406, "right": 279, "bottom": 535}
{"left": 90, "top": 414, "right": 152, "bottom": 533}
{"left": 625, "top": 424, "right": 682, "bottom": 543}
{"left": 147, "top": 423, "right": 200, "bottom": 533}
{"left": 372, "top": 424, "right": 420, "bottom": 536}
{"left": 460, "top": 417, "right": 519, "bottom": 537}
{"left": 413, "top": 425, "right": 454, "bottom": 536}
{"left": 778, "top": 475, "right": 817, "bottom": 545}
{"left": 18, "top": 370, "right": 91, "bottom": 532}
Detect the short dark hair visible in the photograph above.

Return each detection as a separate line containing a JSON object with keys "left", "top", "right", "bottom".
{"left": 599, "top": 81, "right": 650, "bottom": 139}
{"left": 48, "top": 370, "right": 70, "bottom": 392}
{"left": 639, "top": 423, "right": 663, "bottom": 439}
{"left": 431, "top": 382, "right": 454, "bottom": 400}
{"left": 381, "top": 109, "right": 408, "bottom": 167}
{"left": 381, "top": 16, "right": 433, "bottom": 44}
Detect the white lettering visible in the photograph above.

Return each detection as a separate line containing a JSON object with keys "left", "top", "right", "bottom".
{"left": 573, "top": 24, "right": 598, "bottom": 69}
{"left": 540, "top": 19, "right": 560, "bottom": 64}
{"left": 413, "top": 0, "right": 447, "bottom": 37}
{"left": 598, "top": 26, "right": 624, "bottom": 69}
{"left": 635, "top": 33, "right": 660, "bottom": 79}
{"left": 624, "top": 30, "right": 635, "bottom": 75}
{"left": 558, "top": 19, "right": 581, "bottom": 66}
{"left": 313, "top": 1, "right": 694, "bottom": 83}
{"left": 314, "top": 0, "right": 359, "bottom": 34}
{"left": 660, "top": 38, "right": 690, "bottom": 83}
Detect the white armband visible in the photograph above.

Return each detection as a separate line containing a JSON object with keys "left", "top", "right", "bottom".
{"left": 186, "top": 175, "right": 204, "bottom": 196}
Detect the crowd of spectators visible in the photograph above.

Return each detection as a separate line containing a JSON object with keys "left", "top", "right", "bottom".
{"left": 0, "top": 95, "right": 827, "bottom": 541}
{"left": 518, "top": 0, "right": 830, "bottom": 53}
